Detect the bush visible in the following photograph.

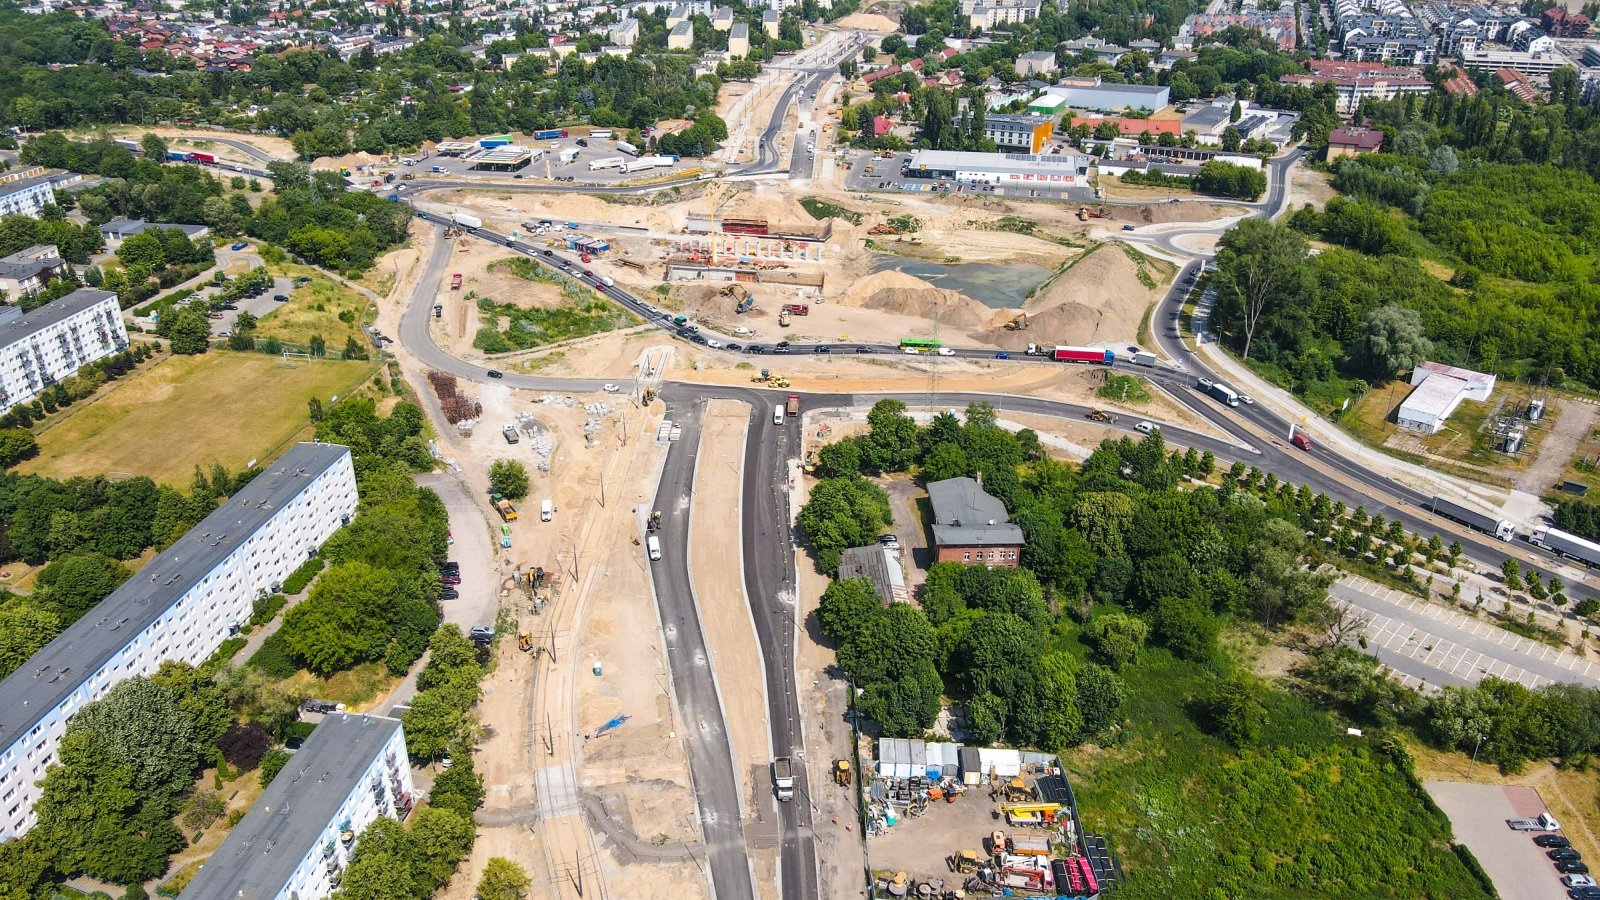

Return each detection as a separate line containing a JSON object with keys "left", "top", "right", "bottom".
{"left": 246, "top": 632, "right": 298, "bottom": 678}
{"left": 258, "top": 748, "right": 291, "bottom": 787}
{"left": 250, "top": 593, "right": 287, "bottom": 626}
{"left": 217, "top": 723, "right": 272, "bottom": 771}
{"left": 280, "top": 556, "right": 324, "bottom": 595}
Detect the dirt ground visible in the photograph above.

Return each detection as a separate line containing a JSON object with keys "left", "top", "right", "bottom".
{"left": 835, "top": 11, "right": 898, "bottom": 29}
{"left": 689, "top": 400, "right": 773, "bottom": 810}
{"left": 1290, "top": 165, "right": 1340, "bottom": 212}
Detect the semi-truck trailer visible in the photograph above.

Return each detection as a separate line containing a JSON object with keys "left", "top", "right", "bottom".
{"left": 533, "top": 129, "right": 568, "bottom": 140}
{"left": 1424, "top": 495, "right": 1516, "bottom": 541}
{"left": 1530, "top": 524, "right": 1600, "bottom": 568}
{"left": 452, "top": 211, "right": 482, "bottom": 230}
{"left": 187, "top": 152, "right": 216, "bottom": 165}
{"left": 773, "top": 757, "right": 795, "bottom": 801}
{"left": 1024, "top": 344, "right": 1114, "bottom": 364}
{"left": 621, "top": 156, "right": 673, "bottom": 174}
{"left": 588, "top": 129, "right": 614, "bottom": 139}
{"left": 1132, "top": 351, "right": 1157, "bottom": 367}
{"left": 616, "top": 141, "right": 640, "bottom": 157}
{"left": 1204, "top": 382, "right": 1240, "bottom": 407}
{"left": 588, "top": 157, "right": 625, "bottom": 171}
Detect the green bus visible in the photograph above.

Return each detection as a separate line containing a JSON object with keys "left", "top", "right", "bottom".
{"left": 899, "top": 337, "right": 942, "bottom": 350}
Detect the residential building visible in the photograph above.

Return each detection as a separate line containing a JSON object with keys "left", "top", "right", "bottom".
{"left": 1178, "top": 10, "right": 1298, "bottom": 50}
{"left": 1278, "top": 60, "right": 1430, "bottom": 113}
{"left": 1495, "top": 67, "right": 1538, "bottom": 102}
{"left": 1440, "top": 62, "right": 1480, "bottom": 96}
{"left": 0, "top": 289, "right": 127, "bottom": 413}
{"left": 1326, "top": 124, "right": 1385, "bottom": 158}
{"left": 729, "top": 21, "right": 749, "bottom": 57}
{"left": 1044, "top": 78, "right": 1169, "bottom": 113}
{"left": 762, "top": 8, "right": 779, "bottom": 37}
{"left": 837, "top": 545, "right": 909, "bottom": 605}
{"left": 0, "top": 245, "right": 68, "bottom": 300}
{"left": 668, "top": 20, "right": 694, "bottom": 49}
{"left": 610, "top": 17, "right": 639, "bottom": 47}
{"left": 0, "top": 443, "right": 357, "bottom": 839}
{"left": 1397, "top": 362, "right": 1495, "bottom": 434}
{"left": 0, "top": 177, "right": 57, "bottom": 220}
{"left": 712, "top": 5, "right": 733, "bottom": 29}
{"left": 1543, "top": 7, "right": 1592, "bottom": 38}
{"left": 1014, "top": 49, "right": 1057, "bottom": 77}
{"left": 982, "top": 113, "right": 1055, "bottom": 153}
{"left": 666, "top": 3, "right": 689, "bottom": 27}
{"left": 178, "top": 714, "right": 413, "bottom": 900}
{"left": 1458, "top": 47, "right": 1573, "bottom": 79}
{"left": 926, "top": 476, "right": 1025, "bottom": 566}
{"left": 98, "top": 218, "right": 210, "bottom": 250}
{"left": 963, "top": 0, "right": 1040, "bottom": 30}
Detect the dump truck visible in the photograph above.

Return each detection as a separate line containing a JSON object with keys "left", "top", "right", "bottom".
{"left": 773, "top": 757, "right": 795, "bottom": 801}
{"left": 778, "top": 310, "right": 791, "bottom": 327}
{"left": 450, "top": 273, "right": 463, "bottom": 290}
{"left": 786, "top": 394, "right": 800, "bottom": 418}
{"left": 452, "top": 211, "right": 482, "bottom": 230}
{"left": 781, "top": 304, "right": 810, "bottom": 316}
{"left": 496, "top": 499, "right": 519, "bottom": 522}
{"left": 1077, "top": 205, "right": 1107, "bottom": 220}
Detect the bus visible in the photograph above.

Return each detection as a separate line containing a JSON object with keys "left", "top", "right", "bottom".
{"left": 899, "top": 337, "right": 942, "bottom": 351}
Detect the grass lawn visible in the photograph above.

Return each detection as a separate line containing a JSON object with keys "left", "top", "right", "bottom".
{"left": 18, "top": 351, "right": 375, "bottom": 486}
{"left": 254, "top": 266, "right": 375, "bottom": 351}
{"left": 1058, "top": 644, "right": 1492, "bottom": 899}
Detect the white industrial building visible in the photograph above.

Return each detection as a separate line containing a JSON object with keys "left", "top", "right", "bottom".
{"left": 0, "top": 443, "right": 357, "bottom": 839}
{"left": 0, "top": 288, "right": 128, "bottom": 413}
{"left": 1396, "top": 361, "right": 1496, "bottom": 434}
{"left": 902, "top": 149, "right": 1091, "bottom": 186}
{"left": 0, "top": 176, "right": 57, "bottom": 219}
{"left": 179, "top": 714, "right": 414, "bottom": 900}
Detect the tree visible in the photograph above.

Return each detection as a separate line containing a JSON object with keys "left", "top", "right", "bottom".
{"left": 139, "top": 133, "right": 168, "bottom": 161}
{"left": 864, "top": 399, "right": 920, "bottom": 472}
{"left": 1501, "top": 558, "right": 1522, "bottom": 592}
{"left": 0, "top": 602, "right": 61, "bottom": 678}
{"left": 165, "top": 306, "right": 212, "bottom": 355}
{"left": 429, "top": 753, "right": 485, "bottom": 817}
{"left": 797, "top": 476, "right": 892, "bottom": 574}
{"left": 1084, "top": 612, "right": 1149, "bottom": 671}
{"left": 488, "top": 459, "right": 530, "bottom": 500}
{"left": 1075, "top": 662, "right": 1126, "bottom": 739}
{"left": 1211, "top": 218, "right": 1310, "bottom": 360}
{"left": 816, "top": 578, "right": 880, "bottom": 646}
{"left": 0, "top": 428, "right": 39, "bottom": 468}
{"left": 1198, "top": 672, "right": 1265, "bottom": 747}
{"left": 477, "top": 858, "right": 532, "bottom": 900}
{"left": 1356, "top": 304, "right": 1432, "bottom": 381}
{"left": 35, "top": 552, "right": 131, "bottom": 622}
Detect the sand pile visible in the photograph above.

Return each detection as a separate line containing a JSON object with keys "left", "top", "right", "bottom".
{"left": 835, "top": 11, "right": 898, "bottom": 30}
{"left": 834, "top": 270, "right": 990, "bottom": 328}
{"left": 993, "top": 245, "right": 1160, "bottom": 348}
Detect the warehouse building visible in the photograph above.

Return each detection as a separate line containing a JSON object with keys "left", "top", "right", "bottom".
{"left": 179, "top": 715, "right": 414, "bottom": 900}
{"left": 927, "top": 476, "right": 1025, "bottom": 566}
{"left": 1397, "top": 361, "right": 1496, "bottom": 434}
{"left": 902, "top": 149, "right": 1090, "bottom": 187}
{"left": 0, "top": 288, "right": 128, "bottom": 413}
{"left": 0, "top": 443, "right": 357, "bottom": 839}
{"left": 982, "top": 113, "right": 1055, "bottom": 153}
{"left": 1044, "top": 78, "right": 1169, "bottom": 113}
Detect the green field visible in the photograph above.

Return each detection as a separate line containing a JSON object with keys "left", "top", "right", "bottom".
{"left": 18, "top": 351, "right": 375, "bottom": 486}
{"left": 254, "top": 266, "right": 375, "bottom": 351}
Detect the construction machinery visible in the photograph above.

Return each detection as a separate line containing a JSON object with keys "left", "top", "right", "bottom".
{"left": 1086, "top": 408, "right": 1118, "bottom": 424}
{"left": 518, "top": 630, "right": 534, "bottom": 652}
{"left": 1004, "top": 312, "right": 1029, "bottom": 330}
{"left": 803, "top": 450, "right": 818, "bottom": 475}
{"left": 833, "top": 758, "right": 852, "bottom": 786}
{"left": 951, "top": 850, "right": 980, "bottom": 874}
{"left": 641, "top": 387, "right": 657, "bottom": 404}
{"left": 996, "top": 776, "right": 1034, "bottom": 803}
{"left": 723, "top": 283, "right": 755, "bottom": 314}
{"left": 1003, "top": 801, "right": 1064, "bottom": 827}
{"left": 751, "top": 369, "right": 792, "bottom": 388}
{"left": 867, "top": 224, "right": 900, "bottom": 235}
{"left": 778, "top": 309, "right": 792, "bottom": 328}
{"left": 647, "top": 510, "right": 663, "bottom": 533}
{"left": 782, "top": 303, "right": 810, "bottom": 316}
{"left": 1077, "top": 205, "right": 1107, "bottom": 220}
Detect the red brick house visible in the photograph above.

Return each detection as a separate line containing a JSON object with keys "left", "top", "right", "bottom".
{"left": 928, "top": 477, "right": 1024, "bottom": 567}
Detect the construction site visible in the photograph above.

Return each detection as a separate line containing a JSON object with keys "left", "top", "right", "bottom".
{"left": 861, "top": 738, "right": 1122, "bottom": 899}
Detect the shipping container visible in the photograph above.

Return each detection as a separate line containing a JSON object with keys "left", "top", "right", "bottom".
{"left": 1050, "top": 345, "right": 1115, "bottom": 365}
{"left": 1530, "top": 524, "right": 1600, "bottom": 568}
{"left": 1425, "top": 495, "right": 1516, "bottom": 541}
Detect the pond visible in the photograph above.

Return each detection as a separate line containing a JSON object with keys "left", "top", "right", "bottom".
{"left": 870, "top": 256, "right": 1053, "bottom": 309}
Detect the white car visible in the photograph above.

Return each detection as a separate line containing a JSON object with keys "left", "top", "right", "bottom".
{"left": 937, "top": 347, "right": 955, "bottom": 356}
{"left": 603, "top": 383, "right": 620, "bottom": 393}
{"left": 1240, "top": 395, "right": 1255, "bottom": 405}
{"left": 1564, "top": 875, "right": 1596, "bottom": 889}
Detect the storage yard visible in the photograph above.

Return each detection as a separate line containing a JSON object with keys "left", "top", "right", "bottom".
{"left": 862, "top": 738, "right": 1120, "bottom": 899}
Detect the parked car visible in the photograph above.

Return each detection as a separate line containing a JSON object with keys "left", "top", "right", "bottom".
{"left": 273, "top": 294, "right": 288, "bottom": 301}
{"left": 440, "top": 587, "right": 460, "bottom": 600}
{"left": 1558, "top": 862, "right": 1591, "bottom": 875}
{"left": 1565, "top": 875, "right": 1597, "bottom": 889}
{"left": 1569, "top": 886, "right": 1600, "bottom": 900}
{"left": 1539, "top": 836, "right": 1574, "bottom": 848}
{"left": 1552, "top": 849, "right": 1583, "bottom": 862}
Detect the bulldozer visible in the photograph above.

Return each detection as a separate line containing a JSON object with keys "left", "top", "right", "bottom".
{"left": 752, "top": 368, "right": 771, "bottom": 384}
{"left": 951, "top": 849, "right": 980, "bottom": 874}
{"left": 1087, "top": 408, "right": 1117, "bottom": 424}
{"left": 518, "top": 630, "right": 534, "bottom": 652}
{"left": 996, "top": 776, "right": 1033, "bottom": 802}
{"left": 1077, "top": 205, "right": 1107, "bottom": 221}
{"left": 833, "top": 758, "right": 852, "bottom": 786}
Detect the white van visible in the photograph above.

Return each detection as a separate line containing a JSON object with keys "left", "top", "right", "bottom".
{"left": 540, "top": 499, "right": 553, "bottom": 522}
{"left": 774, "top": 405, "right": 785, "bottom": 426}
{"left": 646, "top": 535, "right": 662, "bottom": 561}
{"left": 1135, "top": 421, "right": 1157, "bottom": 434}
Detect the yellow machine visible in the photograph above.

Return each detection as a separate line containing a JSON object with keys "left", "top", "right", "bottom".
{"left": 833, "top": 759, "right": 852, "bottom": 786}
{"left": 518, "top": 630, "right": 534, "bottom": 652}
{"left": 952, "top": 850, "right": 980, "bottom": 874}
{"left": 997, "top": 776, "right": 1033, "bottom": 802}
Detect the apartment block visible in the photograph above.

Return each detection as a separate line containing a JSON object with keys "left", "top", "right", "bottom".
{"left": 983, "top": 113, "right": 1055, "bottom": 153}
{"left": 0, "top": 244, "right": 69, "bottom": 300}
{"left": 0, "top": 177, "right": 57, "bottom": 219}
{"left": 668, "top": 19, "right": 694, "bottom": 49}
{"left": 0, "top": 443, "right": 357, "bottom": 839}
{"left": 0, "top": 288, "right": 128, "bottom": 413}
{"left": 179, "top": 715, "right": 414, "bottom": 900}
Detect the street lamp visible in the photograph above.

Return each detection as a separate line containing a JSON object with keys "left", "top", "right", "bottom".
{"left": 1468, "top": 732, "right": 1485, "bottom": 778}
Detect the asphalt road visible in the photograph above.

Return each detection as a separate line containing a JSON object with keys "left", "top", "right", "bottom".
{"left": 647, "top": 399, "right": 757, "bottom": 900}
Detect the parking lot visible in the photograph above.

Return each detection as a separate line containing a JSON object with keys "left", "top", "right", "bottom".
{"left": 1427, "top": 782, "right": 1571, "bottom": 900}
{"left": 841, "top": 151, "right": 1097, "bottom": 203}
{"left": 371, "top": 132, "right": 695, "bottom": 191}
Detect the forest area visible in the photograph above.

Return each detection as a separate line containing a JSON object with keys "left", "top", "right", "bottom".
{"left": 800, "top": 400, "right": 1600, "bottom": 896}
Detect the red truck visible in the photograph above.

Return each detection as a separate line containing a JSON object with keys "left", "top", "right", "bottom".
{"left": 187, "top": 152, "right": 216, "bottom": 165}
{"left": 781, "top": 304, "right": 810, "bottom": 316}
{"left": 1053, "top": 345, "right": 1115, "bottom": 364}
{"left": 786, "top": 394, "right": 800, "bottom": 417}
{"left": 450, "top": 273, "right": 463, "bottom": 290}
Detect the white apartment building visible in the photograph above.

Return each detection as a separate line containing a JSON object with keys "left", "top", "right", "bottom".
{"left": 963, "top": 0, "right": 1041, "bottom": 30}
{"left": 0, "top": 443, "right": 357, "bottom": 839}
{"left": 610, "top": 16, "right": 639, "bottom": 46}
{"left": 668, "top": 19, "right": 694, "bottom": 49}
{"left": 0, "top": 177, "right": 57, "bottom": 219}
{"left": 0, "top": 288, "right": 128, "bottom": 413}
{"left": 179, "top": 715, "right": 414, "bottom": 900}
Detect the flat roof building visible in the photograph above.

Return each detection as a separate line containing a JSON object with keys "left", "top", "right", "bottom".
{"left": 903, "top": 149, "right": 1090, "bottom": 187}
{"left": 668, "top": 20, "right": 694, "bottom": 49}
{"left": 729, "top": 21, "right": 750, "bottom": 57}
{"left": 98, "top": 218, "right": 210, "bottom": 250}
{"left": 179, "top": 714, "right": 413, "bottom": 900}
{"left": 0, "top": 176, "right": 57, "bottom": 220}
{"left": 837, "top": 545, "right": 909, "bottom": 605}
{"left": 982, "top": 113, "right": 1055, "bottom": 153}
{"left": 1397, "top": 362, "right": 1496, "bottom": 434}
{"left": 0, "top": 443, "right": 357, "bottom": 839}
{"left": 1045, "top": 78, "right": 1169, "bottom": 113}
{"left": 927, "top": 476, "right": 1024, "bottom": 567}
{"left": 0, "top": 288, "right": 127, "bottom": 413}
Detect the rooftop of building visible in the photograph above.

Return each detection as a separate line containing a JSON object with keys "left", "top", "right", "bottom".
{"left": 0, "top": 288, "right": 118, "bottom": 348}
{"left": 1328, "top": 124, "right": 1385, "bottom": 149}
{"left": 1401, "top": 372, "right": 1470, "bottom": 416}
{"left": 0, "top": 175, "right": 57, "bottom": 197}
{"left": 178, "top": 715, "right": 403, "bottom": 899}
{"left": 906, "top": 148, "right": 1088, "bottom": 174}
{"left": 0, "top": 443, "right": 351, "bottom": 750}
{"left": 927, "top": 476, "right": 1026, "bottom": 546}
{"left": 98, "top": 218, "right": 209, "bottom": 237}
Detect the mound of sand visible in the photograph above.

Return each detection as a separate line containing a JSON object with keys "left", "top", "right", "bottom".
{"left": 834, "top": 270, "right": 990, "bottom": 328}
{"left": 835, "top": 12, "right": 898, "bottom": 30}
{"left": 992, "top": 245, "right": 1160, "bottom": 349}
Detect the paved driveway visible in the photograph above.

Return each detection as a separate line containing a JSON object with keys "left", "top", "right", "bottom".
{"left": 1332, "top": 578, "right": 1600, "bottom": 692}
{"left": 1426, "top": 782, "right": 1570, "bottom": 900}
